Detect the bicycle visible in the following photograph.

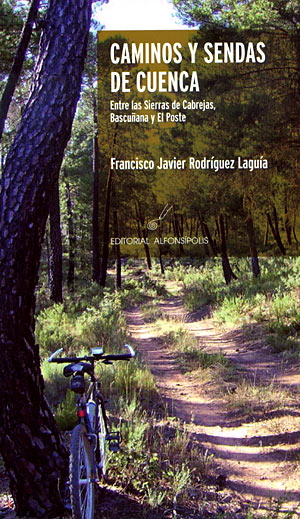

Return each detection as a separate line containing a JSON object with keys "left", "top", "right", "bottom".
{"left": 48, "top": 344, "right": 135, "bottom": 519}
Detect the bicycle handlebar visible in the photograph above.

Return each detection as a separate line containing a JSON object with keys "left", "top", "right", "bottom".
{"left": 48, "top": 348, "right": 64, "bottom": 362}
{"left": 48, "top": 344, "right": 135, "bottom": 364}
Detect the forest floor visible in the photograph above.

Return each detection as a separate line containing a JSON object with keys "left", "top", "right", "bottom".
{"left": 2, "top": 278, "right": 300, "bottom": 518}
{"left": 126, "top": 280, "right": 300, "bottom": 517}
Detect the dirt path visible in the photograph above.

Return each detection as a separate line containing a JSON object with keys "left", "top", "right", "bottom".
{"left": 127, "top": 295, "right": 300, "bottom": 515}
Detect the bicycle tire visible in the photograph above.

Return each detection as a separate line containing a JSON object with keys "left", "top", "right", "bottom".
{"left": 70, "top": 424, "right": 95, "bottom": 519}
{"left": 97, "top": 403, "right": 107, "bottom": 478}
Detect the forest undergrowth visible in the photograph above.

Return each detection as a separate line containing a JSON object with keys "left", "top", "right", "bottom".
{"left": 138, "top": 257, "right": 300, "bottom": 518}
{"left": 161, "top": 257, "right": 300, "bottom": 355}
{"left": 2, "top": 258, "right": 300, "bottom": 518}
{"left": 37, "top": 257, "right": 300, "bottom": 518}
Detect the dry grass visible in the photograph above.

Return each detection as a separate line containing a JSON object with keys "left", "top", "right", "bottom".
{"left": 225, "top": 377, "right": 293, "bottom": 418}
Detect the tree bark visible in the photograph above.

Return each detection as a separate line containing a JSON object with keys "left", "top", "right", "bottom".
{"left": 142, "top": 227, "right": 152, "bottom": 269}
{"left": 157, "top": 226, "right": 165, "bottom": 274}
{"left": 173, "top": 208, "right": 184, "bottom": 254}
{"left": 200, "top": 221, "right": 210, "bottom": 256}
{"left": 0, "top": 1, "right": 92, "bottom": 517}
{"left": 293, "top": 213, "right": 299, "bottom": 244}
{"left": 198, "top": 214, "right": 218, "bottom": 255}
{"left": 65, "top": 176, "right": 76, "bottom": 291}
{"left": 100, "top": 128, "right": 118, "bottom": 287}
{"left": 113, "top": 209, "right": 122, "bottom": 288}
{"left": 284, "top": 203, "right": 292, "bottom": 245}
{"left": 246, "top": 215, "right": 260, "bottom": 278}
{"left": 215, "top": 217, "right": 220, "bottom": 240}
{"left": 266, "top": 207, "right": 286, "bottom": 255}
{"left": 100, "top": 165, "right": 113, "bottom": 287}
{"left": 0, "top": 0, "right": 41, "bottom": 140}
{"left": 180, "top": 214, "right": 184, "bottom": 235}
{"left": 135, "top": 202, "right": 152, "bottom": 269}
{"left": 49, "top": 178, "right": 63, "bottom": 302}
{"left": 92, "top": 92, "right": 100, "bottom": 282}
{"left": 219, "top": 214, "right": 237, "bottom": 284}
{"left": 264, "top": 218, "right": 269, "bottom": 246}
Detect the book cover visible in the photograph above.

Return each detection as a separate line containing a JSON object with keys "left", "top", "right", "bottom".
{"left": 98, "top": 26, "right": 299, "bottom": 269}
{"left": 1, "top": 1, "right": 300, "bottom": 518}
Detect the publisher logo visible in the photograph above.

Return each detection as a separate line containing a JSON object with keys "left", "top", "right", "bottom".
{"left": 147, "top": 203, "right": 173, "bottom": 231}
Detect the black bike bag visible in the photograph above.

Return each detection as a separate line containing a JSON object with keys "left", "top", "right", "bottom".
{"left": 63, "top": 362, "right": 93, "bottom": 378}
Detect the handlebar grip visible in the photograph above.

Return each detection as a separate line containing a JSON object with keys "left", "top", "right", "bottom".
{"left": 101, "top": 345, "right": 135, "bottom": 362}
{"left": 124, "top": 344, "right": 135, "bottom": 358}
{"left": 48, "top": 348, "right": 64, "bottom": 362}
{"left": 48, "top": 357, "right": 80, "bottom": 363}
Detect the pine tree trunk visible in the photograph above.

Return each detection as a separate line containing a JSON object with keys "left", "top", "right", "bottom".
{"left": 135, "top": 202, "right": 152, "bottom": 269}
{"left": 200, "top": 221, "right": 210, "bottom": 256}
{"left": 0, "top": 1, "right": 92, "bottom": 516}
{"left": 113, "top": 209, "right": 121, "bottom": 288}
{"left": 266, "top": 208, "right": 286, "bottom": 255}
{"left": 180, "top": 214, "right": 184, "bottom": 235}
{"left": 100, "top": 166, "right": 113, "bottom": 287}
{"left": 92, "top": 93, "right": 100, "bottom": 282}
{"left": 80, "top": 214, "right": 86, "bottom": 270}
{"left": 143, "top": 227, "right": 152, "bottom": 269}
{"left": 264, "top": 218, "right": 269, "bottom": 246}
{"left": 284, "top": 203, "right": 292, "bottom": 245}
{"left": 65, "top": 177, "right": 76, "bottom": 291}
{"left": 100, "top": 128, "right": 118, "bottom": 288}
{"left": 158, "top": 227, "right": 165, "bottom": 274}
{"left": 173, "top": 208, "right": 184, "bottom": 254}
{"left": 199, "top": 215, "right": 218, "bottom": 255}
{"left": 293, "top": 213, "right": 299, "bottom": 244}
{"left": 49, "top": 178, "right": 63, "bottom": 302}
{"left": 246, "top": 215, "right": 260, "bottom": 278}
{"left": 215, "top": 217, "right": 220, "bottom": 239}
{"left": 219, "top": 214, "right": 237, "bottom": 284}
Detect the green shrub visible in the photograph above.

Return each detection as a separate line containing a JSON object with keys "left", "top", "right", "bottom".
{"left": 118, "top": 278, "right": 148, "bottom": 306}
{"left": 214, "top": 295, "right": 252, "bottom": 325}
{"left": 141, "top": 273, "right": 167, "bottom": 297}
{"left": 95, "top": 356, "right": 158, "bottom": 411}
{"left": 162, "top": 258, "right": 300, "bottom": 356}
{"left": 109, "top": 400, "right": 213, "bottom": 509}
{"left": 267, "top": 333, "right": 299, "bottom": 353}
{"left": 36, "top": 291, "right": 129, "bottom": 358}
{"left": 54, "top": 390, "right": 77, "bottom": 431}
{"left": 63, "top": 282, "right": 104, "bottom": 314}
{"left": 42, "top": 360, "right": 77, "bottom": 431}
{"left": 42, "top": 360, "right": 69, "bottom": 407}
{"left": 74, "top": 299, "right": 128, "bottom": 351}
{"left": 36, "top": 304, "right": 74, "bottom": 357}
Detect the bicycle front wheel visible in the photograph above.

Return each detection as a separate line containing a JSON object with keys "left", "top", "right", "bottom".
{"left": 97, "top": 403, "right": 107, "bottom": 479}
{"left": 70, "top": 424, "right": 95, "bottom": 519}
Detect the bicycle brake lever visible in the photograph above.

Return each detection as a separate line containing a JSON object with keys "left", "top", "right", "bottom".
{"left": 48, "top": 347, "right": 64, "bottom": 362}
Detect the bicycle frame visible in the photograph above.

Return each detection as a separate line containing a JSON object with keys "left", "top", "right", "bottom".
{"left": 48, "top": 345, "right": 135, "bottom": 518}
{"left": 74, "top": 379, "right": 109, "bottom": 476}
{"left": 77, "top": 380, "right": 107, "bottom": 432}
